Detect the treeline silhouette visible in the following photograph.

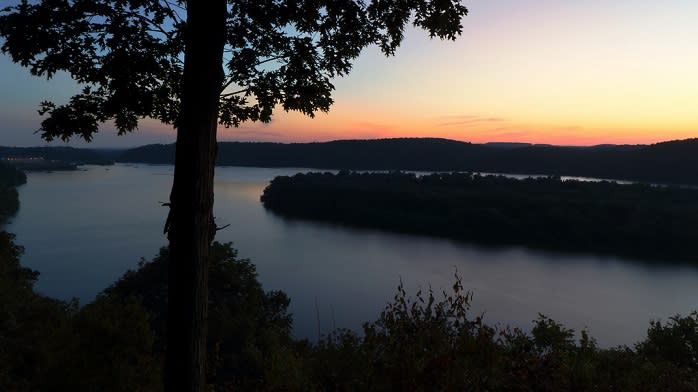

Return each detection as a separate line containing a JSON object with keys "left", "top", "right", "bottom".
{"left": 2, "top": 137, "right": 697, "bottom": 184}
{"left": 118, "top": 137, "right": 698, "bottom": 185}
{"left": 0, "top": 163, "right": 25, "bottom": 221}
{"left": 0, "top": 146, "right": 113, "bottom": 170}
{"left": 262, "top": 171, "right": 698, "bottom": 262}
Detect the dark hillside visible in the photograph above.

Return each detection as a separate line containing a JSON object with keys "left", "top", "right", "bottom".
{"left": 116, "top": 143, "right": 175, "bottom": 164}
{"left": 0, "top": 146, "right": 113, "bottom": 164}
{"left": 0, "top": 146, "right": 113, "bottom": 170}
{"left": 118, "top": 137, "right": 698, "bottom": 185}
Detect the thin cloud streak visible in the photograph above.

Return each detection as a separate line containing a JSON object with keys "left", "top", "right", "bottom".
{"left": 437, "top": 115, "right": 506, "bottom": 127}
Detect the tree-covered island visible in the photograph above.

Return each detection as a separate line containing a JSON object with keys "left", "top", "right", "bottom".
{"left": 262, "top": 171, "right": 698, "bottom": 262}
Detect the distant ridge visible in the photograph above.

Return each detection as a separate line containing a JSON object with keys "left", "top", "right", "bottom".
{"left": 0, "top": 146, "right": 113, "bottom": 170}
{"left": 483, "top": 142, "right": 533, "bottom": 149}
{"left": 1, "top": 137, "right": 697, "bottom": 185}
{"left": 0, "top": 146, "right": 113, "bottom": 164}
{"left": 115, "top": 137, "right": 698, "bottom": 185}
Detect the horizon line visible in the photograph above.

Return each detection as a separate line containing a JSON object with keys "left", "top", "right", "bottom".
{"left": 1, "top": 135, "right": 697, "bottom": 150}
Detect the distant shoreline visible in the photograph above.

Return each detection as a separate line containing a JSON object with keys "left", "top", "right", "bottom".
{"left": 116, "top": 137, "right": 698, "bottom": 186}
{"left": 2, "top": 137, "right": 698, "bottom": 185}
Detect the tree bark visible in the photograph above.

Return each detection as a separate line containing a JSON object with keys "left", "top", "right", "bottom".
{"left": 165, "top": 1, "right": 226, "bottom": 391}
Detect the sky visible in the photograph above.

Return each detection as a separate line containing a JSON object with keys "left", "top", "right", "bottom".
{"left": 1, "top": 0, "right": 698, "bottom": 148}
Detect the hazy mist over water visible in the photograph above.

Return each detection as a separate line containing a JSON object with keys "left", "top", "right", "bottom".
{"left": 7, "top": 164, "right": 698, "bottom": 347}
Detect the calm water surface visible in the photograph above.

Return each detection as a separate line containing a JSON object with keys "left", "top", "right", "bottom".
{"left": 7, "top": 164, "right": 698, "bottom": 347}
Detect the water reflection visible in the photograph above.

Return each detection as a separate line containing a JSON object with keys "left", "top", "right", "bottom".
{"left": 7, "top": 164, "right": 698, "bottom": 348}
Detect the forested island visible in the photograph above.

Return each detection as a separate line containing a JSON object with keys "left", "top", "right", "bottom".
{"left": 119, "top": 137, "right": 698, "bottom": 185}
{"left": 262, "top": 171, "right": 698, "bottom": 262}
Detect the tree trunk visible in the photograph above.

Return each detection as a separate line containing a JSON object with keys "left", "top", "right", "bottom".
{"left": 165, "top": 1, "right": 226, "bottom": 391}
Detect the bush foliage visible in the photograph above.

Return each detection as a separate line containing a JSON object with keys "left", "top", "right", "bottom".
{"left": 301, "top": 275, "right": 698, "bottom": 391}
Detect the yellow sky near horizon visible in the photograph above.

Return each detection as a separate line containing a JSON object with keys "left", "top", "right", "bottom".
{"left": 1, "top": 0, "right": 697, "bottom": 147}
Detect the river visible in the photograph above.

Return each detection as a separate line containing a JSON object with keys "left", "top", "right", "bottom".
{"left": 7, "top": 163, "right": 698, "bottom": 347}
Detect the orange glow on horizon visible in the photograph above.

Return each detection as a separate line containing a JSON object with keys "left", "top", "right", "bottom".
{"left": 138, "top": 104, "right": 698, "bottom": 147}
{"left": 211, "top": 108, "right": 697, "bottom": 147}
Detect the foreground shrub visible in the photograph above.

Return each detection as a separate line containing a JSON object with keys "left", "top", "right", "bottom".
{"left": 0, "top": 232, "right": 160, "bottom": 391}
{"left": 103, "top": 242, "right": 294, "bottom": 390}
{"left": 304, "top": 274, "right": 698, "bottom": 391}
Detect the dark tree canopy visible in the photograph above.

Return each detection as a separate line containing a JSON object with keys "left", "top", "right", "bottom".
{"left": 0, "top": 0, "right": 468, "bottom": 141}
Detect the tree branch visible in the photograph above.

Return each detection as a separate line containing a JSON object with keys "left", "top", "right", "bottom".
{"left": 162, "top": 0, "right": 185, "bottom": 25}
{"left": 219, "top": 55, "right": 287, "bottom": 93}
{"left": 220, "top": 88, "right": 249, "bottom": 97}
